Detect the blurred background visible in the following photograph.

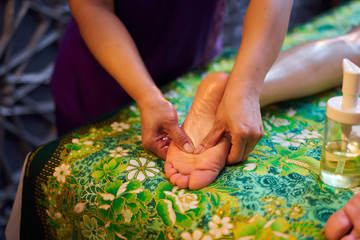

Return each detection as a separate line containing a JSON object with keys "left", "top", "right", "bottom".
{"left": 0, "top": 0, "right": 344, "bottom": 238}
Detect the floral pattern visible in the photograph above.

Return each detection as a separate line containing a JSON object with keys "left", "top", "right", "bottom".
{"left": 125, "top": 157, "right": 160, "bottom": 182}
{"left": 21, "top": 3, "right": 360, "bottom": 239}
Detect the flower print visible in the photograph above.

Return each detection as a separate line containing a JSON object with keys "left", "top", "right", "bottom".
{"left": 243, "top": 163, "right": 256, "bottom": 171}
{"left": 319, "top": 101, "right": 327, "bottom": 107}
{"left": 263, "top": 121, "right": 272, "bottom": 131}
{"left": 126, "top": 158, "right": 160, "bottom": 182}
{"left": 53, "top": 164, "right": 71, "bottom": 183}
{"left": 301, "top": 129, "right": 321, "bottom": 139}
{"left": 181, "top": 229, "right": 212, "bottom": 240}
{"left": 164, "top": 90, "right": 178, "bottom": 99}
{"left": 289, "top": 204, "right": 305, "bottom": 219}
{"left": 129, "top": 105, "right": 138, "bottom": 112}
{"left": 164, "top": 187, "right": 199, "bottom": 213}
{"left": 109, "top": 147, "right": 130, "bottom": 158}
{"left": 351, "top": 187, "right": 360, "bottom": 195}
{"left": 271, "top": 133, "right": 305, "bottom": 147}
{"left": 286, "top": 108, "right": 297, "bottom": 117}
{"left": 268, "top": 115, "right": 290, "bottom": 127}
{"left": 80, "top": 215, "right": 106, "bottom": 240}
{"left": 121, "top": 209, "right": 133, "bottom": 223}
{"left": 74, "top": 202, "right": 86, "bottom": 213}
{"left": 72, "top": 138, "right": 93, "bottom": 146}
{"left": 92, "top": 156, "right": 124, "bottom": 181}
{"left": 208, "top": 215, "right": 233, "bottom": 238}
{"left": 111, "top": 121, "right": 130, "bottom": 132}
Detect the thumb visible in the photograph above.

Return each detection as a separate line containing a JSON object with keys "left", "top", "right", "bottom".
{"left": 168, "top": 125, "right": 195, "bottom": 153}
{"left": 194, "top": 124, "right": 224, "bottom": 154}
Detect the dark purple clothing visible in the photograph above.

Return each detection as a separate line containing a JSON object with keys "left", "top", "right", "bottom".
{"left": 50, "top": 0, "right": 224, "bottom": 136}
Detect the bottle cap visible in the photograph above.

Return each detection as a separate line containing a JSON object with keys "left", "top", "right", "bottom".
{"left": 326, "top": 59, "right": 360, "bottom": 124}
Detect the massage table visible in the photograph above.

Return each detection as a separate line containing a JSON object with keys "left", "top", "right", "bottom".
{"left": 6, "top": 2, "right": 360, "bottom": 239}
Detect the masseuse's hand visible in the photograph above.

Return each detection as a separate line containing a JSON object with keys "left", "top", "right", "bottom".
{"left": 195, "top": 86, "right": 264, "bottom": 165}
{"left": 139, "top": 98, "right": 194, "bottom": 160}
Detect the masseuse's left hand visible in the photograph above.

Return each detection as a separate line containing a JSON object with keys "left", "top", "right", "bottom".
{"left": 194, "top": 0, "right": 292, "bottom": 164}
{"left": 195, "top": 85, "right": 264, "bottom": 165}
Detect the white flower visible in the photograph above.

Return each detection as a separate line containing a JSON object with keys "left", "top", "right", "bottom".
{"left": 301, "top": 129, "right": 321, "bottom": 139}
{"left": 164, "top": 187, "right": 199, "bottom": 214}
{"left": 208, "top": 215, "right": 233, "bottom": 238}
{"left": 181, "top": 229, "right": 212, "bottom": 240}
{"left": 126, "top": 158, "right": 160, "bottom": 182}
{"left": 129, "top": 105, "right": 138, "bottom": 112}
{"left": 271, "top": 133, "right": 305, "bottom": 147}
{"left": 122, "top": 209, "right": 133, "bottom": 223}
{"left": 53, "top": 164, "right": 71, "bottom": 183}
{"left": 286, "top": 108, "right": 297, "bottom": 117}
{"left": 243, "top": 163, "right": 256, "bottom": 171}
{"left": 263, "top": 121, "right": 272, "bottom": 131}
{"left": 111, "top": 122, "right": 130, "bottom": 132}
{"left": 268, "top": 115, "right": 290, "bottom": 127}
{"left": 109, "top": 147, "right": 130, "bottom": 158}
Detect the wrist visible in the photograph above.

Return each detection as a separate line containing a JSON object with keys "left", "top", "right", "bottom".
{"left": 226, "top": 78, "right": 262, "bottom": 99}
{"left": 137, "top": 88, "right": 166, "bottom": 111}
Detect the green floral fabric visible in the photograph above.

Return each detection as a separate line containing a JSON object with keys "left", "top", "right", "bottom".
{"left": 21, "top": 2, "right": 360, "bottom": 240}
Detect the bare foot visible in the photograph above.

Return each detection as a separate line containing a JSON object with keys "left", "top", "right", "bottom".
{"left": 325, "top": 193, "right": 360, "bottom": 240}
{"left": 165, "top": 72, "right": 231, "bottom": 190}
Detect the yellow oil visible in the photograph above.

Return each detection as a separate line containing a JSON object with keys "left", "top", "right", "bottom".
{"left": 320, "top": 140, "right": 360, "bottom": 188}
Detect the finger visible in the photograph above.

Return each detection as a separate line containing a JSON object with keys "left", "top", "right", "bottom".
{"left": 167, "top": 125, "right": 195, "bottom": 154}
{"left": 343, "top": 193, "right": 360, "bottom": 232}
{"left": 194, "top": 124, "right": 224, "bottom": 154}
{"left": 341, "top": 229, "right": 360, "bottom": 240}
{"left": 242, "top": 128, "right": 264, "bottom": 160}
{"left": 227, "top": 134, "right": 246, "bottom": 165}
{"left": 325, "top": 209, "right": 353, "bottom": 240}
{"left": 143, "top": 139, "right": 168, "bottom": 160}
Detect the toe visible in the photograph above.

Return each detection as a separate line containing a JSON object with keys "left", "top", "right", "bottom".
{"left": 189, "top": 169, "right": 219, "bottom": 191}
{"left": 164, "top": 162, "right": 177, "bottom": 179}
{"left": 176, "top": 175, "right": 190, "bottom": 189}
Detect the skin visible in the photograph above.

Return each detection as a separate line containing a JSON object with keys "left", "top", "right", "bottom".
{"left": 325, "top": 193, "right": 360, "bottom": 240}
{"left": 196, "top": 0, "right": 293, "bottom": 165}
{"left": 165, "top": 72, "right": 231, "bottom": 191}
{"left": 68, "top": 0, "right": 293, "bottom": 161}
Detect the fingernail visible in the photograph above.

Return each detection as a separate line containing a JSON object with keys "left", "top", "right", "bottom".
{"left": 194, "top": 145, "right": 203, "bottom": 154}
{"left": 183, "top": 143, "right": 193, "bottom": 153}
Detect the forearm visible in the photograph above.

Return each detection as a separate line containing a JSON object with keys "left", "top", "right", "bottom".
{"left": 68, "top": 0, "right": 164, "bottom": 107}
{"left": 227, "top": 0, "right": 293, "bottom": 96}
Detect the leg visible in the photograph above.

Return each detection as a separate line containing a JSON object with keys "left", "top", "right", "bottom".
{"left": 165, "top": 72, "right": 231, "bottom": 191}
{"left": 260, "top": 26, "right": 360, "bottom": 107}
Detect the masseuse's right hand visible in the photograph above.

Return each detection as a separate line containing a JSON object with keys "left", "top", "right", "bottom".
{"left": 139, "top": 97, "right": 194, "bottom": 160}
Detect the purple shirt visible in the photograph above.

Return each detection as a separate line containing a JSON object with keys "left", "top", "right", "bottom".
{"left": 51, "top": 0, "right": 224, "bottom": 136}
